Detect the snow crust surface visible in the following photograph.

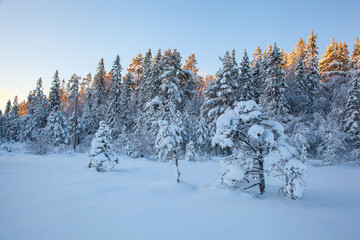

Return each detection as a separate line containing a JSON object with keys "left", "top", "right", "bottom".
{"left": 0, "top": 147, "right": 360, "bottom": 240}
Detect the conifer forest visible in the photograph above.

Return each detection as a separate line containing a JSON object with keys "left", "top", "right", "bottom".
{"left": 1, "top": 31, "right": 360, "bottom": 200}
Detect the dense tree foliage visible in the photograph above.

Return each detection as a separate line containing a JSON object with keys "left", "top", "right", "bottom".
{"left": 2, "top": 32, "right": 360, "bottom": 197}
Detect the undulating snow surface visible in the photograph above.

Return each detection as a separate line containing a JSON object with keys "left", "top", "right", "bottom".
{"left": 0, "top": 146, "right": 360, "bottom": 240}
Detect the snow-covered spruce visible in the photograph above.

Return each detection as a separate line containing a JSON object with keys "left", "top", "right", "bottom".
{"left": 185, "top": 140, "right": 197, "bottom": 162}
{"left": 279, "top": 159, "right": 306, "bottom": 200}
{"left": 89, "top": 121, "right": 118, "bottom": 172}
{"left": 155, "top": 102, "right": 183, "bottom": 183}
{"left": 212, "top": 100, "right": 306, "bottom": 199}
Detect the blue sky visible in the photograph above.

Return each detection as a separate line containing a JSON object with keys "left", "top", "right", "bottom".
{"left": 0, "top": 0, "right": 359, "bottom": 110}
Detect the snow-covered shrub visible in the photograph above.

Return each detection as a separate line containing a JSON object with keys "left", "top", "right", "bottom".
{"left": 185, "top": 140, "right": 197, "bottom": 161}
{"left": 213, "top": 100, "right": 306, "bottom": 199}
{"left": 26, "top": 131, "right": 51, "bottom": 155}
{"left": 279, "top": 159, "right": 306, "bottom": 199}
{"left": 89, "top": 121, "right": 117, "bottom": 172}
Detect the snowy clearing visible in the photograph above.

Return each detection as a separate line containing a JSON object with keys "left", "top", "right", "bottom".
{"left": 0, "top": 148, "right": 360, "bottom": 240}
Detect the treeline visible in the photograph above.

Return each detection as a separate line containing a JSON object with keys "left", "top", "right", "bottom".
{"left": 0, "top": 31, "right": 359, "bottom": 166}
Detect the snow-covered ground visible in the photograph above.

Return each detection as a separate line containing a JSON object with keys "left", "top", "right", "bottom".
{"left": 0, "top": 146, "right": 360, "bottom": 240}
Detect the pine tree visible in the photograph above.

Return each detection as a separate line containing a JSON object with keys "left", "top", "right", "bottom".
{"left": 338, "top": 42, "right": 350, "bottom": 73}
{"left": 183, "top": 53, "right": 199, "bottom": 75}
{"left": 261, "top": 43, "right": 290, "bottom": 122}
{"left": 252, "top": 46, "right": 263, "bottom": 66}
{"left": 350, "top": 38, "right": 360, "bottom": 73}
{"left": 89, "top": 121, "right": 117, "bottom": 172}
{"left": 18, "top": 100, "right": 27, "bottom": 117}
{"left": 160, "top": 49, "right": 185, "bottom": 107}
{"left": 179, "top": 54, "right": 197, "bottom": 102}
{"left": 80, "top": 73, "right": 92, "bottom": 103}
{"left": 295, "top": 37, "right": 307, "bottom": 60}
{"left": 106, "top": 55, "right": 123, "bottom": 132}
{"left": 213, "top": 100, "right": 305, "bottom": 198}
{"left": 319, "top": 39, "right": 348, "bottom": 83}
{"left": 60, "top": 79, "right": 69, "bottom": 112}
{"left": 127, "top": 53, "right": 144, "bottom": 89}
{"left": 48, "top": 70, "right": 61, "bottom": 112}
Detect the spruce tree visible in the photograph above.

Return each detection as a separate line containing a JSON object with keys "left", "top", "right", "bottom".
{"left": 261, "top": 43, "right": 290, "bottom": 122}
{"left": 83, "top": 91, "right": 96, "bottom": 135}
{"left": 194, "top": 116, "right": 210, "bottom": 155}
{"left": 239, "top": 49, "right": 253, "bottom": 101}
{"left": 0, "top": 110, "right": 3, "bottom": 140}
{"left": 343, "top": 72, "right": 360, "bottom": 146}
{"left": 44, "top": 109, "right": 70, "bottom": 147}
{"left": 200, "top": 74, "right": 220, "bottom": 138}
{"left": 68, "top": 74, "right": 81, "bottom": 149}
{"left": 137, "top": 49, "right": 153, "bottom": 108}
{"left": 141, "top": 49, "right": 162, "bottom": 106}
{"left": 92, "top": 58, "right": 108, "bottom": 128}
{"left": 155, "top": 101, "right": 184, "bottom": 182}
{"left": 89, "top": 121, "right": 117, "bottom": 172}
{"left": 121, "top": 72, "right": 132, "bottom": 132}
{"left": 7, "top": 96, "right": 20, "bottom": 141}
{"left": 32, "top": 78, "right": 49, "bottom": 130}
{"left": 49, "top": 70, "right": 61, "bottom": 112}
{"left": 304, "top": 30, "right": 320, "bottom": 101}
{"left": 251, "top": 47, "right": 264, "bottom": 104}
{"left": 4, "top": 100, "right": 11, "bottom": 118}
{"left": 106, "top": 55, "right": 123, "bottom": 132}
{"left": 295, "top": 56, "right": 309, "bottom": 101}
{"left": 21, "top": 78, "right": 49, "bottom": 146}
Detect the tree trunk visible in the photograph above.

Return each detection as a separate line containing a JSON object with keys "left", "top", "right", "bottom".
{"left": 174, "top": 151, "right": 180, "bottom": 183}
{"left": 258, "top": 158, "right": 265, "bottom": 195}
{"left": 73, "top": 100, "right": 77, "bottom": 152}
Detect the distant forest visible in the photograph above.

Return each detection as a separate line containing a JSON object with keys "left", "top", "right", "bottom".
{"left": 1, "top": 31, "right": 359, "bottom": 167}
